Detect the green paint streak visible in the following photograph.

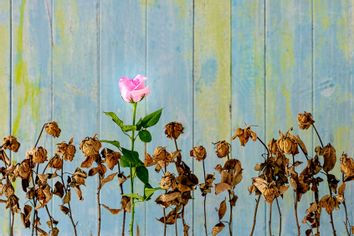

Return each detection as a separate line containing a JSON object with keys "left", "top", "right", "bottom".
{"left": 13, "top": 0, "right": 41, "bottom": 135}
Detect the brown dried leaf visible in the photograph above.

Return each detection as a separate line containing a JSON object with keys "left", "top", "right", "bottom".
{"left": 215, "top": 183, "right": 231, "bottom": 195}
{"left": 63, "top": 191, "right": 71, "bottom": 204}
{"left": 81, "top": 156, "right": 95, "bottom": 169}
{"left": 101, "top": 172, "right": 117, "bottom": 188}
{"left": 212, "top": 222, "right": 225, "bottom": 236}
{"left": 60, "top": 205, "right": 70, "bottom": 215}
{"left": 52, "top": 181, "right": 64, "bottom": 198}
{"left": 218, "top": 199, "right": 227, "bottom": 220}
{"left": 102, "top": 204, "right": 121, "bottom": 215}
{"left": 340, "top": 154, "right": 354, "bottom": 181}
{"left": 322, "top": 144, "right": 336, "bottom": 172}
{"left": 51, "top": 227, "right": 59, "bottom": 236}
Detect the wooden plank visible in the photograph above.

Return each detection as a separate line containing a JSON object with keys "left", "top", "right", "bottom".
{"left": 194, "top": 0, "right": 231, "bottom": 235}
{"left": 0, "top": 0, "right": 10, "bottom": 234}
{"left": 265, "top": 1, "right": 313, "bottom": 235}
{"left": 100, "top": 0, "right": 147, "bottom": 235}
{"left": 313, "top": 0, "right": 354, "bottom": 234}
{"left": 145, "top": 0, "right": 193, "bottom": 235}
{"left": 52, "top": 1, "right": 99, "bottom": 235}
{"left": 231, "top": 0, "right": 266, "bottom": 235}
{"left": 12, "top": 0, "right": 52, "bottom": 234}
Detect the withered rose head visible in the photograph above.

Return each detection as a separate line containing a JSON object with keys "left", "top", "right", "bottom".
{"left": 72, "top": 168, "right": 87, "bottom": 186}
{"left": 2, "top": 136, "right": 20, "bottom": 152}
{"left": 26, "top": 147, "right": 48, "bottom": 164}
{"left": 190, "top": 146, "right": 207, "bottom": 161}
{"left": 153, "top": 146, "right": 170, "bottom": 161}
{"left": 56, "top": 138, "right": 76, "bottom": 161}
{"left": 80, "top": 135, "right": 102, "bottom": 157}
{"left": 214, "top": 140, "right": 230, "bottom": 158}
{"left": 101, "top": 148, "right": 121, "bottom": 170}
{"left": 268, "top": 138, "right": 279, "bottom": 154}
{"left": 14, "top": 159, "right": 32, "bottom": 180}
{"left": 340, "top": 153, "right": 354, "bottom": 182}
{"left": 297, "top": 112, "right": 314, "bottom": 130}
{"left": 276, "top": 131, "right": 298, "bottom": 155}
{"left": 232, "top": 127, "right": 257, "bottom": 146}
{"left": 45, "top": 121, "right": 61, "bottom": 138}
{"left": 316, "top": 143, "right": 336, "bottom": 173}
{"left": 160, "top": 172, "right": 176, "bottom": 190}
{"left": 48, "top": 154, "right": 63, "bottom": 170}
{"left": 164, "top": 122, "right": 184, "bottom": 140}
{"left": 6, "top": 194, "right": 20, "bottom": 213}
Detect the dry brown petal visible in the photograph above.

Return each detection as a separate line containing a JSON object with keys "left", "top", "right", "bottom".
{"left": 212, "top": 222, "right": 225, "bottom": 236}
{"left": 215, "top": 182, "right": 231, "bottom": 195}
{"left": 73, "top": 186, "right": 83, "bottom": 200}
{"left": 60, "top": 205, "right": 70, "bottom": 215}
{"left": 218, "top": 199, "right": 227, "bottom": 220}
{"left": 52, "top": 181, "right": 64, "bottom": 198}
{"left": 2, "top": 135, "right": 20, "bottom": 152}
{"left": 72, "top": 168, "right": 87, "bottom": 186}
{"left": 118, "top": 173, "right": 127, "bottom": 185}
{"left": 3, "top": 183, "right": 15, "bottom": 197}
{"left": 0, "top": 150, "right": 10, "bottom": 166}
{"left": 21, "top": 204, "right": 32, "bottom": 228}
{"left": 101, "top": 148, "right": 120, "bottom": 170}
{"left": 27, "top": 147, "right": 48, "bottom": 164}
{"left": 6, "top": 194, "right": 20, "bottom": 213}
{"left": 268, "top": 138, "right": 279, "bottom": 154}
{"left": 48, "top": 155, "right": 63, "bottom": 170}
{"left": 121, "top": 196, "right": 131, "bottom": 212}
{"left": 45, "top": 121, "right": 61, "bottom": 138}
{"left": 214, "top": 140, "right": 230, "bottom": 158}
{"left": 156, "top": 191, "right": 181, "bottom": 207}
{"left": 232, "top": 127, "right": 257, "bottom": 146}
{"left": 340, "top": 153, "right": 354, "bottom": 181}
{"left": 14, "top": 159, "right": 32, "bottom": 180}
{"left": 158, "top": 208, "right": 179, "bottom": 225}
{"left": 337, "top": 182, "right": 346, "bottom": 203}
{"left": 63, "top": 191, "right": 71, "bottom": 204}
{"left": 190, "top": 146, "right": 207, "bottom": 161}
{"left": 165, "top": 122, "right": 184, "bottom": 140}
{"left": 36, "top": 185, "right": 52, "bottom": 209}
{"left": 322, "top": 144, "right": 336, "bottom": 172}
{"left": 144, "top": 153, "right": 155, "bottom": 167}
{"left": 102, "top": 203, "right": 122, "bottom": 215}
{"left": 160, "top": 172, "right": 176, "bottom": 190}
{"left": 80, "top": 135, "right": 102, "bottom": 157}
{"left": 297, "top": 112, "right": 314, "bottom": 130}
{"left": 56, "top": 138, "right": 76, "bottom": 162}
{"left": 319, "top": 194, "right": 339, "bottom": 214}
{"left": 81, "top": 156, "right": 95, "bottom": 168}
{"left": 100, "top": 172, "right": 117, "bottom": 188}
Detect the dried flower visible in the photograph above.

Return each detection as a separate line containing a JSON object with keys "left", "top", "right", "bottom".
{"left": 165, "top": 122, "right": 184, "bottom": 140}
{"left": 80, "top": 135, "right": 102, "bottom": 157}
{"left": 56, "top": 138, "right": 76, "bottom": 162}
{"left": 268, "top": 138, "right": 280, "bottom": 154}
{"left": 2, "top": 136, "right": 20, "bottom": 152}
{"left": 276, "top": 130, "right": 299, "bottom": 155}
{"left": 190, "top": 146, "right": 207, "bottom": 161}
{"left": 26, "top": 147, "right": 48, "bottom": 164}
{"left": 340, "top": 153, "right": 354, "bottom": 181}
{"left": 45, "top": 121, "right": 61, "bottom": 138}
{"left": 232, "top": 127, "right": 257, "bottom": 146}
{"left": 101, "top": 148, "right": 120, "bottom": 170}
{"left": 315, "top": 143, "right": 336, "bottom": 173}
{"left": 214, "top": 141, "right": 230, "bottom": 158}
{"left": 160, "top": 172, "right": 176, "bottom": 190}
{"left": 48, "top": 155, "right": 63, "bottom": 169}
{"left": 297, "top": 112, "right": 314, "bottom": 130}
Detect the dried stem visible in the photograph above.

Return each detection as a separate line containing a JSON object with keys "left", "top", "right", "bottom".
{"left": 312, "top": 124, "right": 324, "bottom": 148}
{"left": 342, "top": 174, "right": 351, "bottom": 236}
{"left": 275, "top": 198, "right": 282, "bottom": 236}
{"left": 117, "top": 161, "right": 126, "bottom": 236}
{"left": 256, "top": 137, "right": 270, "bottom": 157}
{"left": 175, "top": 209, "right": 178, "bottom": 236}
{"left": 163, "top": 165, "right": 167, "bottom": 236}
{"left": 202, "top": 160, "right": 208, "bottom": 236}
{"left": 10, "top": 211, "right": 14, "bottom": 236}
{"left": 249, "top": 195, "right": 261, "bottom": 236}
{"left": 292, "top": 155, "right": 301, "bottom": 236}
{"left": 269, "top": 202, "right": 272, "bottom": 236}
{"left": 97, "top": 176, "right": 102, "bottom": 236}
{"left": 45, "top": 205, "right": 54, "bottom": 232}
{"left": 228, "top": 191, "right": 233, "bottom": 236}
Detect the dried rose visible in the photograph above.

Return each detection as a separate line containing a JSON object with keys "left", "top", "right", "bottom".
{"left": 101, "top": 148, "right": 120, "bottom": 170}
{"left": 190, "top": 146, "right": 207, "bottom": 161}
{"left": 268, "top": 138, "right": 279, "bottom": 154}
{"left": 48, "top": 155, "right": 63, "bottom": 169}
{"left": 277, "top": 131, "right": 298, "bottom": 155}
{"left": 26, "top": 147, "right": 48, "bottom": 164}
{"left": 316, "top": 144, "right": 336, "bottom": 173}
{"left": 72, "top": 168, "right": 87, "bottom": 186}
{"left": 45, "top": 121, "right": 61, "bottom": 138}
{"left": 160, "top": 172, "right": 176, "bottom": 190}
{"left": 119, "top": 75, "right": 150, "bottom": 103}
{"left": 319, "top": 195, "right": 339, "bottom": 214}
{"left": 297, "top": 112, "right": 314, "bottom": 130}
{"left": 340, "top": 153, "right": 354, "bottom": 181}
{"left": 2, "top": 135, "right": 20, "bottom": 152}
{"left": 6, "top": 194, "right": 20, "bottom": 213}
{"left": 56, "top": 138, "right": 76, "bottom": 161}
{"left": 214, "top": 140, "right": 230, "bottom": 158}
{"left": 80, "top": 135, "right": 102, "bottom": 157}
{"left": 14, "top": 159, "right": 32, "bottom": 180}
{"left": 232, "top": 127, "right": 257, "bottom": 146}
{"left": 165, "top": 122, "right": 184, "bottom": 140}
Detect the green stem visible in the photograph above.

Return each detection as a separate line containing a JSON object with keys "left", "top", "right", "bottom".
{"left": 130, "top": 102, "right": 137, "bottom": 236}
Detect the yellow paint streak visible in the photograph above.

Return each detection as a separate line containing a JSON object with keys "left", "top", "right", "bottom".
{"left": 194, "top": 0, "right": 231, "bottom": 141}
{"left": 337, "top": 13, "right": 353, "bottom": 61}
{"left": 13, "top": 0, "right": 41, "bottom": 135}
{"left": 0, "top": 25, "right": 10, "bottom": 137}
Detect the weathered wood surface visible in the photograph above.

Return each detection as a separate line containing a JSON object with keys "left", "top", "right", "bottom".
{"left": 0, "top": 0, "right": 353, "bottom": 235}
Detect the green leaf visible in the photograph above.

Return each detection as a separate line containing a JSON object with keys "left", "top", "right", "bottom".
{"left": 100, "top": 140, "right": 121, "bottom": 149}
{"left": 104, "top": 112, "right": 123, "bottom": 127}
{"left": 141, "top": 109, "right": 163, "bottom": 128}
{"left": 121, "top": 125, "right": 136, "bottom": 132}
{"left": 138, "top": 130, "right": 152, "bottom": 143}
{"left": 136, "top": 166, "right": 149, "bottom": 185}
{"left": 144, "top": 186, "right": 161, "bottom": 201}
{"left": 136, "top": 118, "right": 143, "bottom": 130}
{"left": 120, "top": 148, "right": 143, "bottom": 168}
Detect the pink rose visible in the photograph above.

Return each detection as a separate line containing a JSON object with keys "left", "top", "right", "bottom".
{"left": 119, "top": 75, "right": 150, "bottom": 103}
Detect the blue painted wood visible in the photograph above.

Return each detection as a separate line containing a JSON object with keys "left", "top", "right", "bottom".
{"left": 231, "top": 0, "right": 267, "bottom": 235}
{"left": 52, "top": 1, "right": 100, "bottom": 235}
{"left": 100, "top": 0, "right": 147, "bottom": 235}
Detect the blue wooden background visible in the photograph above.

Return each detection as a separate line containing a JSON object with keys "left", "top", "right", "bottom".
{"left": 0, "top": 0, "right": 353, "bottom": 235}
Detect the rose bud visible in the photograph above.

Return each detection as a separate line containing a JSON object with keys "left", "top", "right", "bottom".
{"left": 45, "top": 121, "right": 61, "bottom": 138}
{"left": 26, "top": 147, "right": 48, "bottom": 164}
{"left": 165, "top": 122, "right": 184, "bottom": 140}
{"left": 80, "top": 135, "right": 102, "bottom": 157}
{"left": 297, "top": 112, "right": 315, "bottom": 130}
{"left": 214, "top": 140, "right": 230, "bottom": 158}
{"left": 2, "top": 136, "right": 20, "bottom": 152}
{"left": 56, "top": 138, "right": 76, "bottom": 162}
{"left": 190, "top": 146, "right": 207, "bottom": 161}
{"left": 119, "top": 75, "right": 150, "bottom": 103}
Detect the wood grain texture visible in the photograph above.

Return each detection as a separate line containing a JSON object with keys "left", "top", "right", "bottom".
{"left": 52, "top": 1, "right": 99, "bottom": 235}
{"left": 12, "top": 0, "right": 52, "bottom": 234}
{"left": 194, "top": 0, "right": 231, "bottom": 235}
{"left": 100, "top": 0, "right": 147, "bottom": 235}
{"left": 231, "top": 0, "right": 266, "bottom": 235}
{"left": 313, "top": 0, "right": 354, "bottom": 234}
{"left": 0, "top": 0, "right": 10, "bottom": 234}
{"left": 265, "top": 0, "right": 313, "bottom": 235}
{"left": 146, "top": 0, "right": 193, "bottom": 235}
